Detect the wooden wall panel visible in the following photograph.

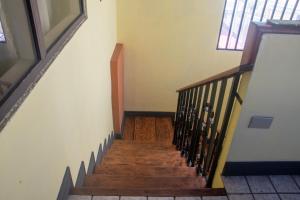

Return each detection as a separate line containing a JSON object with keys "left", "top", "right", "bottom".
{"left": 111, "top": 43, "right": 124, "bottom": 134}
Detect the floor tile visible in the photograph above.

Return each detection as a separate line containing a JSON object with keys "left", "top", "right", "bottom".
{"left": 253, "top": 194, "right": 280, "bottom": 200}
{"left": 269, "top": 175, "right": 300, "bottom": 193}
{"left": 121, "top": 197, "right": 147, "bottom": 200}
{"left": 292, "top": 176, "right": 300, "bottom": 188}
{"left": 176, "top": 197, "right": 201, "bottom": 200}
{"left": 223, "top": 176, "right": 251, "bottom": 194}
{"left": 93, "top": 196, "right": 119, "bottom": 200}
{"left": 228, "top": 194, "right": 254, "bottom": 200}
{"left": 68, "top": 195, "right": 92, "bottom": 200}
{"left": 279, "top": 194, "right": 300, "bottom": 200}
{"left": 246, "top": 176, "right": 276, "bottom": 193}
{"left": 202, "top": 196, "right": 228, "bottom": 200}
{"left": 148, "top": 197, "right": 174, "bottom": 200}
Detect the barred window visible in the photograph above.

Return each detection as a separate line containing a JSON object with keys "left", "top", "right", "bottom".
{"left": 217, "top": 0, "right": 300, "bottom": 50}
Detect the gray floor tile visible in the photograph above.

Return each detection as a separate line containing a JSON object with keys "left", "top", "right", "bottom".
{"left": 175, "top": 197, "right": 201, "bottom": 200}
{"left": 279, "top": 194, "right": 300, "bottom": 200}
{"left": 93, "top": 197, "right": 119, "bottom": 200}
{"left": 68, "top": 195, "right": 92, "bottom": 200}
{"left": 293, "top": 176, "right": 300, "bottom": 189}
{"left": 202, "top": 196, "right": 228, "bottom": 200}
{"left": 253, "top": 194, "right": 280, "bottom": 200}
{"left": 228, "top": 194, "right": 254, "bottom": 200}
{"left": 246, "top": 176, "right": 276, "bottom": 193}
{"left": 269, "top": 175, "right": 300, "bottom": 193}
{"left": 121, "top": 197, "right": 147, "bottom": 200}
{"left": 148, "top": 197, "right": 174, "bottom": 200}
{"left": 223, "top": 176, "right": 251, "bottom": 194}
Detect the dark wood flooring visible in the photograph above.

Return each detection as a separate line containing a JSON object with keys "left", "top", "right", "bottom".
{"left": 71, "top": 116, "right": 225, "bottom": 196}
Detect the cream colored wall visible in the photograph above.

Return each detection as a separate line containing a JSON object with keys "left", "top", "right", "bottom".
{"left": 117, "top": 0, "right": 242, "bottom": 112}
{"left": 0, "top": 1, "right": 117, "bottom": 200}
{"left": 228, "top": 34, "right": 300, "bottom": 162}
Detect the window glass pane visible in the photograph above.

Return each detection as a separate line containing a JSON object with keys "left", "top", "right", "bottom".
{"left": 272, "top": 0, "right": 288, "bottom": 20}
{"left": 0, "top": 0, "right": 37, "bottom": 99}
{"left": 218, "top": 0, "right": 237, "bottom": 49}
{"left": 282, "top": 0, "right": 298, "bottom": 20}
{"left": 236, "top": 0, "right": 256, "bottom": 49}
{"left": 292, "top": 2, "right": 300, "bottom": 19}
{"left": 0, "top": 18, "right": 5, "bottom": 42}
{"left": 262, "top": 0, "right": 276, "bottom": 22}
{"left": 37, "top": 0, "right": 82, "bottom": 49}
{"left": 228, "top": 0, "right": 247, "bottom": 49}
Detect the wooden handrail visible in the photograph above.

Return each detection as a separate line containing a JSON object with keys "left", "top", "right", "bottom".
{"left": 177, "top": 64, "right": 253, "bottom": 92}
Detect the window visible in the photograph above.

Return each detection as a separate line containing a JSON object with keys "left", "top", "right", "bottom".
{"left": 0, "top": 0, "right": 37, "bottom": 97}
{"left": 0, "top": 0, "right": 87, "bottom": 129}
{"left": 217, "top": 0, "right": 300, "bottom": 50}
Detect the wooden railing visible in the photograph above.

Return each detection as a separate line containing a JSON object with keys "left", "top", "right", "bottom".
{"left": 173, "top": 64, "right": 253, "bottom": 187}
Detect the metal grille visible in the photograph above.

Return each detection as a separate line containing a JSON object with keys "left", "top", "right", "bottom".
{"left": 217, "top": 0, "right": 300, "bottom": 50}
{"left": 0, "top": 20, "right": 5, "bottom": 42}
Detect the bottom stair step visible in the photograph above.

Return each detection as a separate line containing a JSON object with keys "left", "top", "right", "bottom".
{"left": 83, "top": 176, "right": 206, "bottom": 189}
{"left": 70, "top": 188, "right": 226, "bottom": 197}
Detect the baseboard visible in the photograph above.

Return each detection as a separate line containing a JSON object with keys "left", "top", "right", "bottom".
{"left": 57, "top": 132, "right": 115, "bottom": 199}
{"left": 223, "top": 161, "right": 300, "bottom": 176}
{"left": 125, "top": 111, "right": 175, "bottom": 119}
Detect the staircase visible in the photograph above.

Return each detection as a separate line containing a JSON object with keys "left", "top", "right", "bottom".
{"left": 71, "top": 116, "right": 225, "bottom": 196}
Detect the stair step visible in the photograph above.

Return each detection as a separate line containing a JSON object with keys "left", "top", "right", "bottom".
{"left": 83, "top": 175, "right": 206, "bottom": 189}
{"left": 105, "top": 151, "right": 183, "bottom": 160}
{"left": 94, "top": 165, "right": 197, "bottom": 177}
{"left": 108, "top": 148, "right": 179, "bottom": 156}
{"left": 101, "top": 156, "right": 186, "bottom": 167}
{"left": 110, "top": 146, "right": 176, "bottom": 152}
{"left": 71, "top": 188, "right": 226, "bottom": 196}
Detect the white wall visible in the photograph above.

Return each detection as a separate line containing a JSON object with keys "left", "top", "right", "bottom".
{"left": 228, "top": 34, "right": 300, "bottom": 161}
{"left": 117, "top": 0, "right": 242, "bottom": 112}
{"left": 0, "top": 0, "right": 117, "bottom": 199}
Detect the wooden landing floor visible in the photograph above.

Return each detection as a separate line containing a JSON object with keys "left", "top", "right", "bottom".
{"left": 71, "top": 116, "right": 223, "bottom": 196}
{"left": 123, "top": 116, "right": 174, "bottom": 144}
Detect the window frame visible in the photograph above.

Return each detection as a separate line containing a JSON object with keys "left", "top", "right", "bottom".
{"left": 0, "top": 0, "right": 87, "bottom": 130}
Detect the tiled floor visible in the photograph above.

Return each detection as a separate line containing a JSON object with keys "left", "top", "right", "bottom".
{"left": 223, "top": 175, "right": 300, "bottom": 200}
{"left": 68, "top": 175, "right": 300, "bottom": 200}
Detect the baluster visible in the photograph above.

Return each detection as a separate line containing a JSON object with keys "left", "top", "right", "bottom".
{"left": 197, "top": 81, "right": 218, "bottom": 175}
{"left": 187, "top": 86, "right": 204, "bottom": 166}
{"left": 182, "top": 87, "right": 199, "bottom": 157}
{"left": 206, "top": 74, "right": 241, "bottom": 187}
{"left": 179, "top": 88, "right": 195, "bottom": 152}
{"left": 187, "top": 84, "right": 210, "bottom": 166}
{"left": 203, "top": 79, "right": 227, "bottom": 176}
{"left": 173, "top": 91, "right": 184, "bottom": 145}
{"left": 176, "top": 89, "right": 191, "bottom": 150}
{"left": 175, "top": 90, "right": 187, "bottom": 148}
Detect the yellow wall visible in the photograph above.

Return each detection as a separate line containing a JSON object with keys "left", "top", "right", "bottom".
{"left": 117, "top": 0, "right": 242, "bottom": 112}
{"left": 0, "top": 0, "right": 117, "bottom": 199}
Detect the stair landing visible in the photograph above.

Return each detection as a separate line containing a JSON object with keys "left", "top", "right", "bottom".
{"left": 71, "top": 116, "right": 225, "bottom": 196}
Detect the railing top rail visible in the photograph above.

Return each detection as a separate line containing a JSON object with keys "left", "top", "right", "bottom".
{"left": 176, "top": 64, "right": 253, "bottom": 92}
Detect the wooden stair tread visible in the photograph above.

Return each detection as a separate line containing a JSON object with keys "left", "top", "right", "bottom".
{"left": 84, "top": 175, "right": 206, "bottom": 189}
{"left": 95, "top": 165, "right": 197, "bottom": 177}
{"left": 71, "top": 188, "right": 226, "bottom": 196}
{"left": 101, "top": 158, "right": 186, "bottom": 167}
{"left": 105, "top": 152, "right": 183, "bottom": 160}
